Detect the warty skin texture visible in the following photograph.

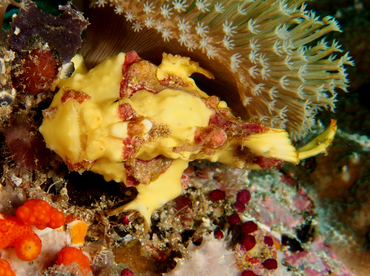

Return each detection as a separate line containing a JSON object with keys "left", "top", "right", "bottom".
{"left": 39, "top": 52, "right": 336, "bottom": 225}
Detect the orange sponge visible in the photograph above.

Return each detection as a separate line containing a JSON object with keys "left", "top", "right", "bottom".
{"left": 0, "top": 259, "right": 16, "bottom": 276}
{"left": 16, "top": 199, "right": 65, "bottom": 229}
{"left": 12, "top": 232, "right": 42, "bottom": 262}
{"left": 0, "top": 217, "right": 33, "bottom": 250}
{"left": 56, "top": 247, "right": 91, "bottom": 276}
{"left": 68, "top": 220, "right": 88, "bottom": 246}
{"left": 48, "top": 208, "right": 66, "bottom": 229}
{"left": 0, "top": 199, "right": 66, "bottom": 263}
{"left": 0, "top": 217, "right": 42, "bottom": 262}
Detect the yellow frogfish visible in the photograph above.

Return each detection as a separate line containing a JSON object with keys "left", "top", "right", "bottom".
{"left": 39, "top": 51, "right": 336, "bottom": 224}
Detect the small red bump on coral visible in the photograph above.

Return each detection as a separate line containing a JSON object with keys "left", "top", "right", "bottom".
{"left": 240, "top": 235, "right": 256, "bottom": 251}
{"left": 263, "top": 258, "right": 278, "bottom": 270}
{"left": 174, "top": 195, "right": 192, "bottom": 212}
{"left": 121, "top": 268, "right": 134, "bottom": 276}
{"left": 233, "top": 201, "right": 246, "bottom": 213}
{"left": 0, "top": 259, "right": 16, "bottom": 276}
{"left": 241, "top": 221, "right": 258, "bottom": 235}
{"left": 237, "top": 189, "right": 251, "bottom": 204}
{"left": 65, "top": 214, "right": 75, "bottom": 224}
{"left": 12, "top": 232, "right": 42, "bottom": 261}
{"left": 12, "top": 47, "right": 60, "bottom": 94}
{"left": 263, "top": 236, "right": 274, "bottom": 247}
{"left": 227, "top": 213, "right": 241, "bottom": 226}
{"left": 209, "top": 189, "right": 226, "bottom": 201}
{"left": 122, "top": 216, "right": 130, "bottom": 225}
{"left": 214, "top": 229, "right": 224, "bottom": 239}
{"left": 241, "top": 270, "right": 258, "bottom": 276}
{"left": 56, "top": 247, "right": 91, "bottom": 275}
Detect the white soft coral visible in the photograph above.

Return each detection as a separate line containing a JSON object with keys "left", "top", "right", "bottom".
{"left": 166, "top": 234, "right": 240, "bottom": 276}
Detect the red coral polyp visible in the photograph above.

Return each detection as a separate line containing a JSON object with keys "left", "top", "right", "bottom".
{"left": 121, "top": 268, "right": 134, "bottom": 276}
{"left": 233, "top": 201, "right": 246, "bottom": 213}
{"left": 263, "top": 258, "right": 278, "bottom": 270}
{"left": 263, "top": 236, "right": 274, "bottom": 247}
{"left": 241, "top": 221, "right": 258, "bottom": 235}
{"left": 241, "top": 270, "right": 258, "bottom": 276}
{"left": 237, "top": 189, "right": 251, "bottom": 204}
{"left": 209, "top": 189, "right": 226, "bottom": 201}
{"left": 227, "top": 213, "right": 241, "bottom": 226}
{"left": 213, "top": 229, "right": 224, "bottom": 239}
{"left": 240, "top": 235, "right": 256, "bottom": 251}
